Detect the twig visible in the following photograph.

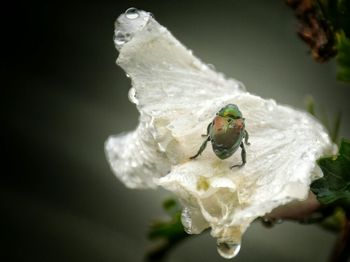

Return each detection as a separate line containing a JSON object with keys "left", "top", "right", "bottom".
{"left": 329, "top": 216, "right": 350, "bottom": 262}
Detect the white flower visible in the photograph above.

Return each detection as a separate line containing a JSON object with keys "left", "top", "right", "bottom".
{"left": 105, "top": 8, "right": 333, "bottom": 258}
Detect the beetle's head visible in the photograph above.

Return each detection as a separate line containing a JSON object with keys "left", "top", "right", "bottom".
{"left": 217, "top": 104, "right": 242, "bottom": 119}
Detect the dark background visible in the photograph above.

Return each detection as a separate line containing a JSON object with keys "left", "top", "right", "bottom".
{"left": 3, "top": 1, "right": 350, "bottom": 261}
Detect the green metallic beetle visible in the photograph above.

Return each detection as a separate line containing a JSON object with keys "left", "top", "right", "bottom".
{"left": 190, "top": 104, "right": 250, "bottom": 168}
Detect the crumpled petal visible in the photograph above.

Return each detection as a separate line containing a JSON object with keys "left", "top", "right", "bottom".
{"left": 105, "top": 9, "right": 333, "bottom": 255}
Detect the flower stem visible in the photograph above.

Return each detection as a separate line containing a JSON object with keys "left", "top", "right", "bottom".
{"left": 329, "top": 215, "right": 350, "bottom": 262}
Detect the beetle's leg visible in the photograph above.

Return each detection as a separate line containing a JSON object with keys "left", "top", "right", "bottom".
{"left": 190, "top": 137, "right": 210, "bottom": 159}
{"left": 201, "top": 122, "right": 212, "bottom": 137}
{"left": 230, "top": 142, "right": 246, "bottom": 168}
{"left": 244, "top": 130, "right": 250, "bottom": 145}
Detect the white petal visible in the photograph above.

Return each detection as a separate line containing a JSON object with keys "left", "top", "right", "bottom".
{"left": 105, "top": 9, "right": 333, "bottom": 251}
{"left": 105, "top": 115, "right": 171, "bottom": 188}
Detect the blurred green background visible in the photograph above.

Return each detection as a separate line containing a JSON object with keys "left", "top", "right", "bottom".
{"left": 3, "top": 1, "right": 350, "bottom": 261}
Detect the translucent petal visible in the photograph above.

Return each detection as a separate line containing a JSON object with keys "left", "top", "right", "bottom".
{"left": 105, "top": 9, "right": 334, "bottom": 251}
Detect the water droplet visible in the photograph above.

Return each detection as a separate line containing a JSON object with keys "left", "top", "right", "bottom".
{"left": 217, "top": 241, "right": 241, "bottom": 259}
{"left": 313, "top": 138, "right": 321, "bottom": 146}
{"left": 207, "top": 63, "right": 216, "bottom": 70}
{"left": 273, "top": 133, "right": 285, "bottom": 140}
{"left": 130, "top": 160, "right": 138, "bottom": 168}
{"left": 261, "top": 217, "right": 283, "bottom": 227}
{"left": 301, "top": 152, "right": 314, "bottom": 161}
{"left": 266, "top": 153, "right": 276, "bottom": 160}
{"left": 181, "top": 208, "right": 193, "bottom": 234}
{"left": 258, "top": 120, "right": 267, "bottom": 127}
{"left": 114, "top": 30, "right": 128, "bottom": 47}
{"left": 125, "top": 7, "right": 139, "bottom": 19}
{"left": 157, "top": 142, "right": 167, "bottom": 152}
{"left": 192, "top": 60, "right": 209, "bottom": 71}
{"left": 261, "top": 217, "right": 273, "bottom": 226}
{"left": 128, "top": 88, "right": 138, "bottom": 104}
{"left": 275, "top": 218, "right": 284, "bottom": 224}
{"left": 198, "top": 110, "right": 213, "bottom": 121}
{"left": 296, "top": 129, "right": 304, "bottom": 135}
{"left": 265, "top": 99, "right": 276, "bottom": 111}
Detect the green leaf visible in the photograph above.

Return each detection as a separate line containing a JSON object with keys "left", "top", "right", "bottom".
{"left": 304, "top": 95, "right": 316, "bottom": 116}
{"left": 311, "top": 139, "right": 350, "bottom": 205}
{"left": 336, "top": 31, "right": 350, "bottom": 82}
{"left": 331, "top": 111, "right": 342, "bottom": 144}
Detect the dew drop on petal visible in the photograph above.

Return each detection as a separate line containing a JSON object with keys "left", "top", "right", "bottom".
{"left": 125, "top": 7, "right": 140, "bottom": 19}
{"left": 217, "top": 241, "right": 241, "bottom": 259}
{"left": 273, "top": 133, "right": 286, "bottom": 140}
{"left": 207, "top": 63, "right": 216, "bottom": 70}
{"left": 181, "top": 207, "right": 193, "bottom": 234}
{"left": 114, "top": 31, "right": 128, "bottom": 48}
{"left": 301, "top": 151, "right": 314, "bottom": 161}
{"left": 264, "top": 99, "right": 277, "bottom": 111}
{"left": 128, "top": 87, "right": 138, "bottom": 104}
{"left": 114, "top": 9, "right": 150, "bottom": 50}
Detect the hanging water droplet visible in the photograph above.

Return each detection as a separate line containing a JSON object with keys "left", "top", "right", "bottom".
{"left": 261, "top": 217, "right": 283, "bottom": 227}
{"left": 275, "top": 218, "right": 284, "bottom": 224}
{"left": 128, "top": 87, "right": 138, "bottom": 104}
{"left": 181, "top": 208, "right": 193, "bottom": 234}
{"left": 261, "top": 217, "right": 274, "bottom": 227}
{"left": 217, "top": 241, "right": 241, "bottom": 259}
{"left": 125, "top": 7, "right": 139, "bottom": 19}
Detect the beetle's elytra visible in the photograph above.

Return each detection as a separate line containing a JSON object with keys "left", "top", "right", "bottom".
{"left": 190, "top": 104, "right": 250, "bottom": 168}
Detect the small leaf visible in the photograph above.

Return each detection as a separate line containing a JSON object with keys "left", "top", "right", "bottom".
{"left": 304, "top": 95, "right": 316, "bottom": 116}
{"left": 336, "top": 31, "right": 350, "bottom": 82}
{"left": 331, "top": 110, "right": 342, "bottom": 144}
{"left": 311, "top": 139, "right": 350, "bottom": 205}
